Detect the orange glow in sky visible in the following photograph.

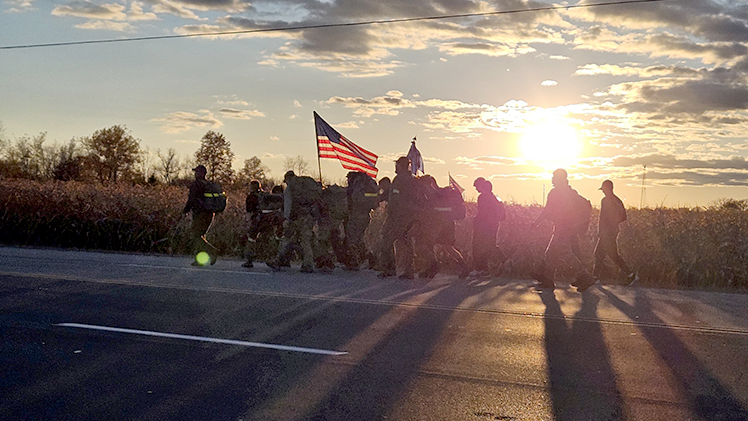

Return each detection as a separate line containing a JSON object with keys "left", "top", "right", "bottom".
{"left": 519, "top": 120, "right": 583, "bottom": 170}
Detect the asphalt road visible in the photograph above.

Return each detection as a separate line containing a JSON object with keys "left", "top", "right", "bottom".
{"left": 1, "top": 247, "right": 747, "bottom": 421}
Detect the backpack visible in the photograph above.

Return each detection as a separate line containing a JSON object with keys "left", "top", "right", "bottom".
{"left": 478, "top": 192, "right": 506, "bottom": 226}
{"left": 289, "top": 175, "right": 322, "bottom": 212}
{"left": 322, "top": 184, "right": 348, "bottom": 220}
{"left": 436, "top": 187, "right": 466, "bottom": 221}
{"left": 258, "top": 192, "right": 284, "bottom": 212}
{"left": 200, "top": 180, "right": 227, "bottom": 213}
{"left": 573, "top": 192, "right": 592, "bottom": 233}
{"left": 348, "top": 173, "right": 379, "bottom": 213}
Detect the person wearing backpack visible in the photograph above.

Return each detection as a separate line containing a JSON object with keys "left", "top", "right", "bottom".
{"left": 594, "top": 180, "right": 638, "bottom": 285}
{"left": 379, "top": 157, "right": 426, "bottom": 279}
{"left": 315, "top": 184, "right": 348, "bottom": 272}
{"left": 531, "top": 168, "right": 595, "bottom": 292}
{"left": 418, "top": 175, "right": 469, "bottom": 279}
{"left": 471, "top": 177, "right": 507, "bottom": 277}
{"left": 268, "top": 171, "right": 320, "bottom": 273}
{"left": 182, "top": 164, "right": 219, "bottom": 266}
{"left": 344, "top": 171, "right": 380, "bottom": 270}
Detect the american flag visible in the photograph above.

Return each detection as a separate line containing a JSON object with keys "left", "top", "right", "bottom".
{"left": 315, "top": 112, "right": 378, "bottom": 178}
{"left": 449, "top": 173, "right": 465, "bottom": 194}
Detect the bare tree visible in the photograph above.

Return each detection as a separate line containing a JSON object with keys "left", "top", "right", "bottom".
{"left": 156, "top": 148, "right": 181, "bottom": 184}
{"left": 194, "top": 130, "right": 235, "bottom": 184}
{"left": 283, "top": 154, "right": 309, "bottom": 175}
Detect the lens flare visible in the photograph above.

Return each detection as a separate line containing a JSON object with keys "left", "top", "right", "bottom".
{"left": 195, "top": 251, "right": 210, "bottom": 266}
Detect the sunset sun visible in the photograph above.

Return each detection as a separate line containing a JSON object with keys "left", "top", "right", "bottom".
{"left": 519, "top": 120, "right": 583, "bottom": 169}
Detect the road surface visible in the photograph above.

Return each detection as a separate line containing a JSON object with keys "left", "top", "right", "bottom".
{"left": 1, "top": 247, "right": 747, "bottom": 420}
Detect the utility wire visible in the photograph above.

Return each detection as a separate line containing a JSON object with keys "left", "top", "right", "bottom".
{"left": 1, "top": 0, "right": 668, "bottom": 51}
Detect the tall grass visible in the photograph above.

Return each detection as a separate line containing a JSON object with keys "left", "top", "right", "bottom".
{"left": 1, "top": 179, "right": 746, "bottom": 291}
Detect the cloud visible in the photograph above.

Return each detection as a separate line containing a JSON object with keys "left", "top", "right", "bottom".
{"left": 643, "top": 170, "right": 748, "bottom": 187}
{"left": 541, "top": 80, "right": 557, "bottom": 87}
{"left": 157, "top": 0, "right": 251, "bottom": 13}
{"left": 152, "top": 110, "right": 222, "bottom": 133}
{"left": 326, "top": 93, "right": 417, "bottom": 117}
{"left": 609, "top": 72, "right": 748, "bottom": 115}
{"left": 166, "top": 0, "right": 568, "bottom": 77}
{"left": 611, "top": 153, "right": 748, "bottom": 171}
{"left": 572, "top": 0, "right": 748, "bottom": 44}
{"left": 4, "top": 0, "right": 36, "bottom": 12}
{"left": 51, "top": 0, "right": 157, "bottom": 30}
{"left": 128, "top": 1, "right": 158, "bottom": 21}
{"left": 333, "top": 120, "right": 360, "bottom": 129}
{"left": 219, "top": 108, "right": 265, "bottom": 119}
{"left": 454, "top": 155, "right": 522, "bottom": 171}
{"left": 214, "top": 95, "right": 248, "bottom": 106}
{"left": 74, "top": 20, "right": 132, "bottom": 31}
{"left": 438, "top": 42, "right": 534, "bottom": 57}
{"left": 52, "top": 1, "right": 127, "bottom": 20}
{"left": 151, "top": 0, "right": 205, "bottom": 20}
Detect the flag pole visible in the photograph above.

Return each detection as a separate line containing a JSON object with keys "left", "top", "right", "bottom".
{"left": 314, "top": 111, "right": 323, "bottom": 185}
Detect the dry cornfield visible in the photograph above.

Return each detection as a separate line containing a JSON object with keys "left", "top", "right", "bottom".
{"left": 1, "top": 179, "right": 747, "bottom": 291}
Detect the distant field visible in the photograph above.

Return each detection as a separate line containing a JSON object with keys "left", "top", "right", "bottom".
{"left": 1, "top": 179, "right": 746, "bottom": 291}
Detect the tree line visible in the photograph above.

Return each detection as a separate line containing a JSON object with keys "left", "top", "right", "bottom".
{"left": 0, "top": 123, "right": 291, "bottom": 188}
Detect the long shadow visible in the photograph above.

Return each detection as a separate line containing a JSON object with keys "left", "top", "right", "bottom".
{"left": 298, "top": 280, "right": 512, "bottom": 420}
{"left": 541, "top": 291, "right": 625, "bottom": 421}
{"left": 600, "top": 287, "right": 748, "bottom": 420}
{"left": 0, "top": 275, "right": 435, "bottom": 421}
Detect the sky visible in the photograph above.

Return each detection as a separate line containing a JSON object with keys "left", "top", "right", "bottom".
{"left": 2, "top": 0, "right": 748, "bottom": 207}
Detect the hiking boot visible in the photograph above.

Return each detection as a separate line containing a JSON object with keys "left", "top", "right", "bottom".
{"left": 399, "top": 272, "right": 415, "bottom": 280}
{"left": 210, "top": 254, "right": 217, "bottom": 265}
{"left": 242, "top": 261, "right": 254, "bottom": 268}
{"left": 266, "top": 260, "right": 283, "bottom": 271}
{"left": 191, "top": 260, "right": 201, "bottom": 267}
{"left": 534, "top": 281, "right": 555, "bottom": 291}
{"left": 378, "top": 269, "right": 396, "bottom": 278}
{"left": 300, "top": 265, "right": 314, "bottom": 273}
{"left": 575, "top": 273, "right": 596, "bottom": 293}
{"left": 419, "top": 263, "right": 438, "bottom": 279}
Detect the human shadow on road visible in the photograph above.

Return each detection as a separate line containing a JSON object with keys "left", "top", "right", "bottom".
{"left": 600, "top": 287, "right": 748, "bottom": 420}
{"left": 541, "top": 291, "right": 625, "bottom": 421}
{"left": 296, "top": 279, "right": 513, "bottom": 420}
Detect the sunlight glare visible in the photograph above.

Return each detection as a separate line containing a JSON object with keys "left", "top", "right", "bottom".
{"left": 519, "top": 120, "right": 583, "bottom": 169}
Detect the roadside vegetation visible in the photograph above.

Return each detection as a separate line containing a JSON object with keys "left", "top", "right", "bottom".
{"left": 2, "top": 123, "right": 747, "bottom": 291}
{"left": 1, "top": 178, "right": 748, "bottom": 291}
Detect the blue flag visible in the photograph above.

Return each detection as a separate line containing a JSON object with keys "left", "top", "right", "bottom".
{"left": 407, "top": 138, "right": 424, "bottom": 175}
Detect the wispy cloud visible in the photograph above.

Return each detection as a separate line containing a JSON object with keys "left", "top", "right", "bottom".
{"left": 152, "top": 110, "right": 222, "bottom": 133}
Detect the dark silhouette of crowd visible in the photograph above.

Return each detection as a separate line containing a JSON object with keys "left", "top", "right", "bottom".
{"left": 184, "top": 157, "right": 637, "bottom": 292}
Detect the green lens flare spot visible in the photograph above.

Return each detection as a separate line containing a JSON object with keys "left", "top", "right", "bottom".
{"left": 195, "top": 252, "right": 210, "bottom": 265}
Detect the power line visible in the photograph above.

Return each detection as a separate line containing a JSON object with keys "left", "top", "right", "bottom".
{"left": 1, "top": 0, "right": 668, "bottom": 51}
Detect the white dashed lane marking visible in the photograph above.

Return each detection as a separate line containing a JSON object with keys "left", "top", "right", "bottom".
{"left": 56, "top": 323, "right": 348, "bottom": 356}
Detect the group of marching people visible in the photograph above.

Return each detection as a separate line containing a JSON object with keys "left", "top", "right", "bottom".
{"left": 238, "top": 156, "right": 508, "bottom": 279}
{"left": 185, "top": 157, "right": 637, "bottom": 291}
